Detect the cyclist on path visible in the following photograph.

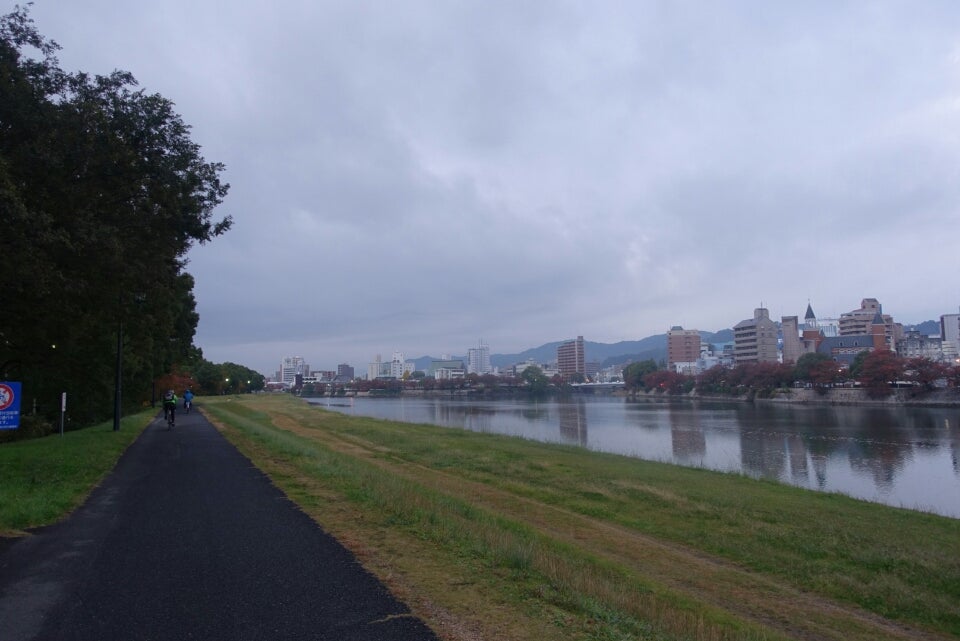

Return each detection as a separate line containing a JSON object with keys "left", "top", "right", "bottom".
{"left": 163, "top": 389, "right": 178, "bottom": 426}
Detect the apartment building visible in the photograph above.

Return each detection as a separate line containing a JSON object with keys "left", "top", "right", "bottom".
{"left": 733, "top": 308, "right": 779, "bottom": 364}
{"left": 467, "top": 341, "right": 492, "bottom": 375}
{"left": 667, "top": 326, "right": 701, "bottom": 371}
{"left": 557, "top": 335, "right": 586, "bottom": 380}
{"left": 280, "top": 356, "right": 309, "bottom": 384}
{"left": 839, "top": 298, "right": 902, "bottom": 349}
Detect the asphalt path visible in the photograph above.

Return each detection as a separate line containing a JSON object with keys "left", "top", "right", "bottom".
{"left": 0, "top": 404, "right": 440, "bottom": 641}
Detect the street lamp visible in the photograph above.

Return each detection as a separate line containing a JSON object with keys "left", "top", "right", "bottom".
{"left": 113, "top": 315, "right": 123, "bottom": 431}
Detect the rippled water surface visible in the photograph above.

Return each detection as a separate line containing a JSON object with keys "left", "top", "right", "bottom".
{"left": 306, "top": 396, "right": 960, "bottom": 518}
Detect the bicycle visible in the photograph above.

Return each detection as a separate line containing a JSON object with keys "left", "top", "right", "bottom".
{"left": 164, "top": 405, "right": 176, "bottom": 430}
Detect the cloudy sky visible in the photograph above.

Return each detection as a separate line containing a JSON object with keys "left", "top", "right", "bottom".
{"left": 25, "top": 1, "right": 960, "bottom": 374}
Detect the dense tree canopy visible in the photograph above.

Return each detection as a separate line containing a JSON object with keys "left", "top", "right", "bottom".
{"left": 856, "top": 350, "right": 905, "bottom": 398}
{"left": 520, "top": 365, "right": 550, "bottom": 395}
{"left": 622, "top": 359, "right": 657, "bottom": 391}
{"left": 1, "top": 8, "right": 231, "bottom": 427}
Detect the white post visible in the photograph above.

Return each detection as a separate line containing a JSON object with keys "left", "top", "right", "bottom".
{"left": 60, "top": 392, "right": 66, "bottom": 436}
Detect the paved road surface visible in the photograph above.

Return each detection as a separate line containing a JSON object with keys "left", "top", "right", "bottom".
{"left": 0, "top": 405, "right": 440, "bottom": 641}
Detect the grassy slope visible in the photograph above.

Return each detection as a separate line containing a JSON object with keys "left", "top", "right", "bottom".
{"left": 0, "top": 410, "right": 152, "bottom": 536}
{"left": 202, "top": 395, "right": 960, "bottom": 641}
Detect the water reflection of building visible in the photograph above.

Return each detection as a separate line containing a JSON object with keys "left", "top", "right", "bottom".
{"left": 558, "top": 401, "right": 588, "bottom": 446}
{"left": 739, "top": 429, "right": 789, "bottom": 480}
{"left": 785, "top": 434, "right": 809, "bottom": 484}
{"left": 667, "top": 407, "right": 706, "bottom": 463}
{"left": 847, "top": 408, "right": 910, "bottom": 494}
{"left": 948, "top": 414, "right": 960, "bottom": 477}
{"left": 432, "top": 402, "right": 495, "bottom": 433}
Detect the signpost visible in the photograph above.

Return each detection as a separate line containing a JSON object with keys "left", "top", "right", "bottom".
{"left": 0, "top": 381, "right": 22, "bottom": 430}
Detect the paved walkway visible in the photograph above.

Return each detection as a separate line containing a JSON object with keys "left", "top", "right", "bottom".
{"left": 0, "top": 406, "right": 439, "bottom": 641}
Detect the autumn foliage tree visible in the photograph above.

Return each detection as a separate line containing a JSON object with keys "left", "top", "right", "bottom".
{"left": 856, "top": 350, "right": 904, "bottom": 398}
{"left": 642, "top": 370, "right": 692, "bottom": 395}
{"left": 622, "top": 359, "right": 657, "bottom": 392}
{"left": 904, "top": 357, "right": 948, "bottom": 391}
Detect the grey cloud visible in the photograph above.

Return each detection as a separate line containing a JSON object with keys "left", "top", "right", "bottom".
{"left": 27, "top": 1, "right": 960, "bottom": 373}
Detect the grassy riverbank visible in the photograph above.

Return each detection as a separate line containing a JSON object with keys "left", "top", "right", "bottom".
{"left": 0, "top": 410, "right": 151, "bottom": 537}
{"left": 201, "top": 394, "right": 959, "bottom": 641}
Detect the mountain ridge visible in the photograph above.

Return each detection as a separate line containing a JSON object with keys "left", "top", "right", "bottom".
{"left": 412, "top": 329, "right": 735, "bottom": 372}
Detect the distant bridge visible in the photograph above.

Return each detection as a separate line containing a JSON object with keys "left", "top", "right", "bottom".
{"left": 570, "top": 382, "right": 625, "bottom": 394}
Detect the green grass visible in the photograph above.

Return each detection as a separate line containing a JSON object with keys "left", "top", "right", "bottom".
{"left": 0, "top": 411, "right": 152, "bottom": 535}
{"left": 204, "top": 395, "right": 960, "bottom": 641}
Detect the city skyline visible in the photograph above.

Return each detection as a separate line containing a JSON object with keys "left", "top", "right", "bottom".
{"left": 271, "top": 299, "right": 955, "bottom": 378}
{"left": 29, "top": 3, "right": 960, "bottom": 376}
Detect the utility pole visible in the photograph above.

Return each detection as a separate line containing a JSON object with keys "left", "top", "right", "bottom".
{"left": 113, "top": 318, "right": 122, "bottom": 431}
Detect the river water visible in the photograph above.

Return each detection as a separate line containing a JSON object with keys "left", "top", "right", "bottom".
{"left": 304, "top": 396, "right": 960, "bottom": 519}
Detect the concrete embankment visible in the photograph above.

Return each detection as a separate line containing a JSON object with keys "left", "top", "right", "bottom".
{"left": 631, "top": 387, "right": 960, "bottom": 407}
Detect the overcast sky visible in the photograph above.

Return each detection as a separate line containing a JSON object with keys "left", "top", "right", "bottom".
{"left": 25, "top": 1, "right": 960, "bottom": 374}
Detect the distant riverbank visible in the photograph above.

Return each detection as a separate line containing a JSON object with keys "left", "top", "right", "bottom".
{"left": 632, "top": 387, "right": 960, "bottom": 407}
{"left": 354, "top": 385, "right": 960, "bottom": 407}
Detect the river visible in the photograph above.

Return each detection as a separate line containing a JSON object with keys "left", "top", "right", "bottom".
{"left": 304, "top": 396, "right": 960, "bottom": 519}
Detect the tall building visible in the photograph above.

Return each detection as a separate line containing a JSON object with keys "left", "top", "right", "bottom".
{"left": 942, "top": 310, "right": 960, "bottom": 344}
{"left": 280, "top": 357, "right": 308, "bottom": 384}
{"left": 942, "top": 310, "right": 960, "bottom": 361}
{"left": 389, "top": 351, "right": 414, "bottom": 379}
{"left": 839, "top": 298, "right": 902, "bottom": 349}
{"left": 467, "top": 340, "right": 491, "bottom": 375}
{"left": 667, "top": 327, "right": 701, "bottom": 370}
{"left": 557, "top": 336, "right": 586, "bottom": 380}
{"left": 367, "top": 352, "right": 414, "bottom": 379}
{"left": 780, "top": 316, "right": 802, "bottom": 365}
{"left": 783, "top": 303, "right": 826, "bottom": 364}
{"left": 337, "top": 363, "right": 354, "bottom": 379}
{"left": 733, "top": 308, "right": 779, "bottom": 364}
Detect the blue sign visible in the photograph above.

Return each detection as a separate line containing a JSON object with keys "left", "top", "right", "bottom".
{"left": 0, "top": 382, "right": 22, "bottom": 430}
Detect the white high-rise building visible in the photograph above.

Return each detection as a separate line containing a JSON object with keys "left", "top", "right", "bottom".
{"left": 467, "top": 340, "right": 491, "bottom": 375}
{"left": 280, "top": 357, "right": 308, "bottom": 384}
{"left": 942, "top": 310, "right": 960, "bottom": 344}
{"left": 368, "top": 352, "right": 415, "bottom": 379}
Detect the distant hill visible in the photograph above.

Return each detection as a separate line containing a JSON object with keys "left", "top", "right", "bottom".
{"left": 411, "top": 329, "right": 735, "bottom": 372}
{"left": 905, "top": 320, "right": 941, "bottom": 336}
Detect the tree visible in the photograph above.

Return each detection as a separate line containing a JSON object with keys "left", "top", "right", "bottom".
{"left": 848, "top": 351, "right": 869, "bottom": 379}
{"left": 643, "top": 370, "right": 690, "bottom": 395}
{"left": 794, "top": 353, "right": 832, "bottom": 383}
{"left": 622, "top": 360, "right": 657, "bottom": 392}
{"left": 0, "top": 7, "right": 231, "bottom": 425}
{"left": 739, "top": 362, "right": 795, "bottom": 392}
{"left": 696, "top": 365, "right": 730, "bottom": 395}
{"left": 904, "top": 357, "right": 947, "bottom": 391}
{"left": 520, "top": 366, "right": 550, "bottom": 396}
{"left": 857, "top": 350, "right": 904, "bottom": 398}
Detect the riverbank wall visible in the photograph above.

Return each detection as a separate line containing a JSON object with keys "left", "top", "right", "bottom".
{"left": 631, "top": 387, "right": 960, "bottom": 407}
